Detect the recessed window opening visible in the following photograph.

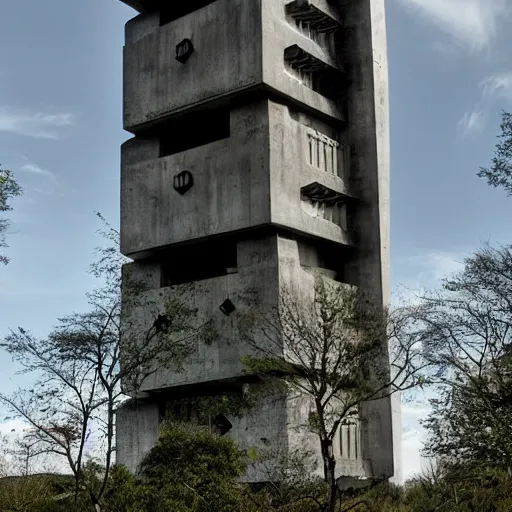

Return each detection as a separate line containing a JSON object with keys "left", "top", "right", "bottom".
{"left": 339, "top": 409, "right": 361, "bottom": 460}
{"left": 161, "top": 239, "right": 237, "bottom": 287}
{"left": 298, "top": 239, "right": 349, "bottom": 283}
{"left": 284, "top": 45, "right": 348, "bottom": 101}
{"left": 159, "top": 107, "right": 230, "bottom": 158}
{"left": 160, "top": 0, "right": 218, "bottom": 26}
{"left": 285, "top": 1, "right": 339, "bottom": 50}
{"left": 307, "top": 130, "right": 347, "bottom": 179}
{"left": 300, "top": 182, "right": 350, "bottom": 230}
{"left": 309, "top": 69, "right": 346, "bottom": 101}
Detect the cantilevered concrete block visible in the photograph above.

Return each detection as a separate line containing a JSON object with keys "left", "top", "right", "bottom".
{"left": 122, "top": 0, "right": 346, "bottom": 131}
{"left": 120, "top": 234, "right": 358, "bottom": 393}
{"left": 121, "top": 100, "right": 354, "bottom": 258}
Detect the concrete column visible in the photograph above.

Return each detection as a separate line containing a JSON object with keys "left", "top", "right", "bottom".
{"left": 390, "top": 392, "right": 403, "bottom": 484}
{"left": 116, "top": 399, "right": 160, "bottom": 473}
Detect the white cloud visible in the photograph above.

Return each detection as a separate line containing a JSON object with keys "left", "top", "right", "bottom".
{"left": 458, "top": 108, "right": 485, "bottom": 137}
{"left": 402, "top": 429, "right": 425, "bottom": 480}
{"left": 0, "top": 107, "right": 74, "bottom": 139}
{"left": 20, "top": 162, "right": 58, "bottom": 185}
{"left": 481, "top": 72, "right": 512, "bottom": 102}
{"left": 0, "top": 418, "right": 29, "bottom": 436}
{"left": 392, "top": 250, "right": 468, "bottom": 310}
{"left": 408, "top": 250, "right": 465, "bottom": 284}
{"left": 401, "top": 398, "right": 440, "bottom": 481}
{"left": 396, "top": 0, "right": 509, "bottom": 53}
{"left": 455, "top": 72, "right": 512, "bottom": 137}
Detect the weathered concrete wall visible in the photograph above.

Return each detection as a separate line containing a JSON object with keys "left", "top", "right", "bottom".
{"left": 268, "top": 101, "right": 353, "bottom": 246}
{"left": 120, "top": 102, "right": 270, "bottom": 257}
{"left": 121, "top": 100, "right": 354, "bottom": 258}
{"left": 122, "top": 235, "right": 351, "bottom": 392}
{"left": 121, "top": 235, "right": 280, "bottom": 391}
{"left": 123, "top": 0, "right": 344, "bottom": 131}
{"left": 339, "top": 0, "right": 395, "bottom": 480}
{"left": 123, "top": 0, "right": 263, "bottom": 130}
{"left": 115, "top": 390, "right": 326, "bottom": 482}
{"left": 116, "top": 399, "right": 160, "bottom": 473}
{"left": 117, "top": 0, "right": 397, "bottom": 484}
{"left": 231, "top": 392, "right": 294, "bottom": 483}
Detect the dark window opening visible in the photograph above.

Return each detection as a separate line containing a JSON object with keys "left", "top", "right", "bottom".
{"left": 286, "top": 1, "right": 341, "bottom": 39}
{"left": 213, "top": 414, "right": 233, "bottom": 436}
{"left": 159, "top": 107, "right": 230, "bottom": 158}
{"left": 168, "top": 402, "right": 193, "bottom": 422}
{"left": 298, "top": 238, "right": 353, "bottom": 283}
{"left": 284, "top": 45, "right": 349, "bottom": 101}
{"left": 160, "top": 0, "right": 218, "bottom": 26}
{"left": 161, "top": 239, "right": 237, "bottom": 287}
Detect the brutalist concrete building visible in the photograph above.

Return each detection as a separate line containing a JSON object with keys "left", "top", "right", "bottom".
{"left": 115, "top": 0, "right": 401, "bottom": 484}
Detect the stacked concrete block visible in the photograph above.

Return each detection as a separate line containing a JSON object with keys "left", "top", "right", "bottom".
{"left": 115, "top": 0, "right": 399, "bottom": 482}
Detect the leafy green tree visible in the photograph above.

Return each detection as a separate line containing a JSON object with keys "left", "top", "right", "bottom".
{"left": 0, "top": 166, "right": 22, "bottom": 264}
{"left": 424, "top": 382, "right": 512, "bottom": 471}
{"left": 478, "top": 111, "right": 512, "bottom": 196}
{"left": 104, "top": 422, "right": 259, "bottom": 512}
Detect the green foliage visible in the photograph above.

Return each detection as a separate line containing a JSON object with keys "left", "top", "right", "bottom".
{"left": 0, "top": 474, "right": 76, "bottom": 512}
{"left": 103, "top": 424, "right": 345, "bottom": 512}
{"left": 104, "top": 422, "right": 255, "bottom": 512}
{"left": 4, "top": 461, "right": 512, "bottom": 512}
{"left": 424, "top": 383, "right": 512, "bottom": 470}
{"left": 139, "top": 422, "right": 246, "bottom": 483}
{"left": 478, "top": 111, "right": 512, "bottom": 196}
{"left": 399, "top": 466, "right": 512, "bottom": 512}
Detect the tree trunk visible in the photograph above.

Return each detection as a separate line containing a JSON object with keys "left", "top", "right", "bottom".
{"left": 98, "top": 396, "right": 114, "bottom": 501}
{"left": 320, "top": 438, "right": 337, "bottom": 512}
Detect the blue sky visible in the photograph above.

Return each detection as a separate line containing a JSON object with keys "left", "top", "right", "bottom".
{"left": 0, "top": 0, "right": 511, "bottom": 481}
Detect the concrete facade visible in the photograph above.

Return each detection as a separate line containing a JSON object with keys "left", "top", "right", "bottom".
{"left": 121, "top": 100, "right": 354, "bottom": 257}
{"left": 116, "top": 0, "right": 400, "bottom": 483}
{"left": 122, "top": 0, "right": 345, "bottom": 131}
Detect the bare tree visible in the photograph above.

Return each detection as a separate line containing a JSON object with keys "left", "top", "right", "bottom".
{"left": 0, "top": 434, "right": 10, "bottom": 477}
{"left": 409, "top": 244, "right": 512, "bottom": 471}
{"left": 0, "top": 215, "right": 203, "bottom": 505}
{"left": 478, "top": 111, "right": 512, "bottom": 196}
{"left": 0, "top": 166, "right": 22, "bottom": 265}
{"left": 241, "top": 278, "right": 428, "bottom": 512}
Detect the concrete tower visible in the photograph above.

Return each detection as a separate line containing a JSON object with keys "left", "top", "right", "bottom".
{"left": 116, "top": 0, "right": 400, "bottom": 483}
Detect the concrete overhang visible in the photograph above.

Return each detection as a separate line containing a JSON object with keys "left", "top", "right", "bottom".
{"left": 119, "top": 0, "right": 153, "bottom": 13}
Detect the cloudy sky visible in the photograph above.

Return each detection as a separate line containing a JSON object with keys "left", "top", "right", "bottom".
{"left": 0, "top": 0, "right": 511, "bottom": 481}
